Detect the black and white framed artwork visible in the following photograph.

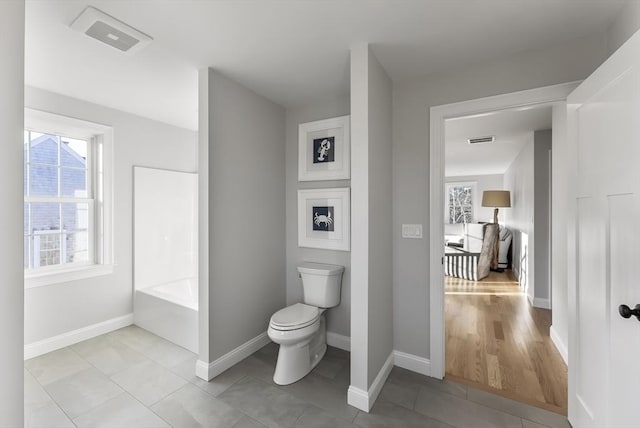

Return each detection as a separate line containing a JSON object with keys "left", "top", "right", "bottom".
{"left": 312, "top": 206, "right": 335, "bottom": 231}
{"left": 298, "top": 115, "right": 350, "bottom": 181}
{"left": 298, "top": 188, "right": 350, "bottom": 251}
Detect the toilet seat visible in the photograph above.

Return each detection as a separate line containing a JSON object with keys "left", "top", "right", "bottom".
{"left": 269, "top": 303, "right": 320, "bottom": 331}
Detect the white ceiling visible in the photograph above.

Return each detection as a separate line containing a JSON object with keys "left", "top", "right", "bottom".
{"left": 25, "top": 1, "right": 627, "bottom": 131}
{"left": 444, "top": 105, "right": 553, "bottom": 177}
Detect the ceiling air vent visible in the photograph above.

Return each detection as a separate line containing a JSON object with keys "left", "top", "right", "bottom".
{"left": 467, "top": 136, "right": 495, "bottom": 145}
{"left": 70, "top": 6, "right": 152, "bottom": 54}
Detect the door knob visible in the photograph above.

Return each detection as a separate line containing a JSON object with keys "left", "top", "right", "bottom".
{"left": 618, "top": 304, "right": 640, "bottom": 321}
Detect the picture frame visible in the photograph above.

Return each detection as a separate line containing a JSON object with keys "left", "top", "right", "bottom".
{"left": 298, "top": 115, "right": 350, "bottom": 181}
{"left": 298, "top": 188, "right": 350, "bottom": 251}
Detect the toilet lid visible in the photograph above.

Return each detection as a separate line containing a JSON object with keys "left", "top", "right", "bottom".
{"left": 270, "top": 303, "right": 319, "bottom": 330}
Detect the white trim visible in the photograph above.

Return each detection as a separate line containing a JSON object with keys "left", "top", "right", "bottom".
{"left": 24, "top": 313, "right": 133, "bottom": 360}
{"left": 429, "top": 82, "right": 580, "bottom": 379}
{"left": 347, "top": 386, "right": 369, "bottom": 412}
{"left": 393, "top": 351, "right": 431, "bottom": 376}
{"left": 25, "top": 263, "right": 114, "bottom": 289}
{"left": 196, "top": 332, "right": 271, "bottom": 381}
{"left": 347, "top": 351, "right": 394, "bottom": 412}
{"left": 298, "top": 115, "right": 350, "bottom": 181}
{"left": 532, "top": 297, "right": 551, "bottom": 309}
{"left": 550, "top": 325, "right": 568, "bottom": 365}
{"left": 326, "top": 331, "right": 351, "bottom": 351}
{"left": 297, "top": 187, "right": 351, "bottom": 251}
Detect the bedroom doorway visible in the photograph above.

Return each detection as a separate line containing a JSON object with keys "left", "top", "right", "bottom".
{"left": 431, "top": 86, "right": 569, "bottom": 414}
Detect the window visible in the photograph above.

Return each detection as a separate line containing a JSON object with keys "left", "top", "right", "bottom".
{"left": 445, "top": 182, "right": 476, "bottom": 224}
{"left": 24, "top": 109, "right": 112, "bottom": 287}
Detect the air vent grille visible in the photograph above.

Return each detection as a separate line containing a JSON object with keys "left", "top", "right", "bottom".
{"left": 467, "top": 136, "right": 495, "bottom": 145}
{"left": 85, "top": 21, "right": 140, "bottom": 52}
{"left": 70, "top": 6, "right": 152, "bottom": 55}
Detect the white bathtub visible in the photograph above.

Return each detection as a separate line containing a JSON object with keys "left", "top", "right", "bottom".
{"left": 134, "top": 278, "right": 198, "bottom": 353}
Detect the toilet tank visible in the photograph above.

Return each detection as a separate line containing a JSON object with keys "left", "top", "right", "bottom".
{"left": 298, "top": 262, "right": 344, "bottom": 308}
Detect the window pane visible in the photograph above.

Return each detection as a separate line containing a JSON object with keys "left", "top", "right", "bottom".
{"left": 61, "top": 138, "right": 87, "bottom": 167}
{"left": 35, "top": 233, "right": 61, "bottom": 267}
{"left": 30, "top": 133, "right": 58, "bottom": 166}
{"left": 30, "top": 165, "right": 59, "bottom": 197}
{"left": 63, "top": 203, "right": 89, "bottom": 265}
{"left": 24, "top": 236, "right": 29, "bottom": 269}
{"left": 61, "top": 168, "right": 87, "bottom": 197}
{"left": 65, "top": 232, "right": 89, "bottom": 264}
{"left": 31, "top": 202, "right": 60, "bottom": 233}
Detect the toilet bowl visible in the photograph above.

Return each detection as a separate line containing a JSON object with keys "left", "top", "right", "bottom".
{"left": 268, "top": 303, "right": 327, "bottom": 385}
{"left": 268, "top": 263, "right": 343, "bottom": 385}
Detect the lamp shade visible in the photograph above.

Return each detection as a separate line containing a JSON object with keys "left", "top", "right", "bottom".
{"left": 482, "top": 190, "right": 511, "bottom": 208}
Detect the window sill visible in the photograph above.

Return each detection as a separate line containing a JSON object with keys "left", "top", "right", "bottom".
{"left": 25, "top": 264, "right": 114, "bottom": 289}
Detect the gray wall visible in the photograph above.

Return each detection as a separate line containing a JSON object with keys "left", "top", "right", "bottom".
{"left": 503, "top": 138, "right": 534, "bottom": 294}
{"left": 444, "top": 174, "right": 504, "bottom": 224}
{"left": 534, "top": 130, "right": 552, "bottom": 303}
{"left": 502, "top": 130, "right": 552, "bottom": 306}
{"left": 350, "top": 44, "right": 394, "bottom": 393}
{"left": 199, "top": 69, "right": 286, "bottom": 363}
{"left": 606, "top": 0, "right": 640, "bottom": 56}
{"left": 0, "top": 1, "right": 24, "bottom": 425}
{"left": 392, "top": 32, "right": 609, "bottom": 359}
{"left": 366, "top": 49, "right": 394, "bottom": 385}
{"left": 24, "top": 87, "right": 198, "bottom": 344}
{"left": 285, "top": 95, "right": 351, "bottom": 337}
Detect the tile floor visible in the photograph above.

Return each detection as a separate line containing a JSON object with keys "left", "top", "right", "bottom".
{"left": 24, "top": 325, "right": 571, "bottom": 428}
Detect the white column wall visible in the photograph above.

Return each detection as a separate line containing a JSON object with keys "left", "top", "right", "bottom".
{"left": 0, "top": 1, "right": 25, "bottom": 425}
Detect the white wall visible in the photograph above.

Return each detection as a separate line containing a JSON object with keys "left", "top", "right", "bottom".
{"left": 198, "top": 69, "right": 286, "bottom": 365}
{"left": 350, "top": 44, "right": 394, "bottom": 408}
{"left": 444, "top": 174, "right": 504, "bottom": 224}
{"left": 0, "top": 1, "right": 25, "bottom": 425}
{"left": 548, "top": 5, "right": 640, "bottom": 362}
{"left": 133, "top": 167, "right": 197, "bottom": 290}
{"left": 23, "top": 87, "right": 197, "bottom": 345}
{"left": 392, "top": 32, "right": 609, "bottom": 359}
{"left": 503, "top": 137, "right": 534, "bottom": 293}
{"left": 550, "top": 103, "right": 570, "bottom": 360}
{"left": 285, "top": 95, "right": 351, "bottom": 337}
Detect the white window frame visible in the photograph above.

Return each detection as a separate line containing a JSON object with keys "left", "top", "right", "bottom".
{"left": 24, "top": 109, "right": 113, "bottom": 288}
{"left": 444, "top": 181, "right": 477, "bottom": 224}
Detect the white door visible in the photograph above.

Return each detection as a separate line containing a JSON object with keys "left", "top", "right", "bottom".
{"left": 567, "top": 30, "right": 640, "bottom": 428}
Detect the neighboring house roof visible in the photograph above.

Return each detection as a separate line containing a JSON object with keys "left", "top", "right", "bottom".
{"left": 27, "top": 134, "right": 87, "bottom": 168}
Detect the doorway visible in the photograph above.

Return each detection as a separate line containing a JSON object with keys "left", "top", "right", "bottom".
{"left": 429, "top": 83, "right": 575, "bottom": 413}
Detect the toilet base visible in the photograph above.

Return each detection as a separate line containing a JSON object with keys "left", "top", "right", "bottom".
{"left": 272, "top": 315, "right": 326, "bottom": 385}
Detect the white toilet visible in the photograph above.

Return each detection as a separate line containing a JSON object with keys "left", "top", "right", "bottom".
{"left": 268, "top": 262, "right": 344, "bottom": 385}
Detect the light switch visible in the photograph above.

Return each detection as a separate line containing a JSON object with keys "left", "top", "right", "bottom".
{"left": 402, "top": 224, "right": 422, "bottom": 239}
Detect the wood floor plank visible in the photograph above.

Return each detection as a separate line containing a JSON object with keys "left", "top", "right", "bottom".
{"left": 445, "top": 270, "right": 568, "bottom": 415}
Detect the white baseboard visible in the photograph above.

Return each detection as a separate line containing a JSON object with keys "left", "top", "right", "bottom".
{"left": 347, "top": 351, "right": 394, "bottom": 412}
{"left": 196, "top": 332, "right": 271, "bottom": 381}
{"left": 326, "top": 331, "right": 350, "bottom": 351}
{"left": 24, "top": 313, "right": 133, "bottom": 360}
{"left": 550, "top": 325, "right": 568, "bottom": 365}
{"left": 532, "top": 297, "right": 551, "bottom": 309}
{"left": 347, "top": 386, "right": 369, "bottom": 412}
{"left": 393, "top": 350, "right": 431, "bottom": 376}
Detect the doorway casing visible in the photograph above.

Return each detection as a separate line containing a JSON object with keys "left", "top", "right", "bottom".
{"left": 428, "top": 81, "right": 579, "bottom": 379}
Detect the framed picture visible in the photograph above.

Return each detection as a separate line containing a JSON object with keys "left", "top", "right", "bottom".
{"left": 298, "top": 115, "right": 350, "bottom": 181}
{"left": 298, "top": 188, "right": 350, "bottom": 251}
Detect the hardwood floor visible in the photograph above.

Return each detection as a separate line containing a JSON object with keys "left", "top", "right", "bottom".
{"left": 445, "top": 270, "right": 568, "bottom": 415}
